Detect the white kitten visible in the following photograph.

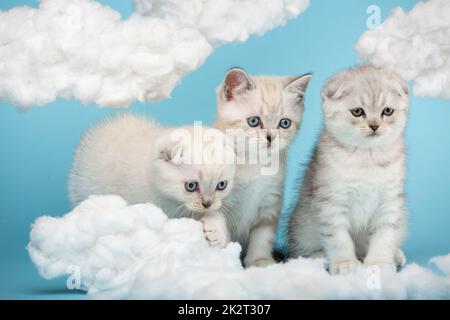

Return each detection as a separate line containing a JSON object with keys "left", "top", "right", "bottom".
{"left": 288, "top": 65, "right": 409, "bottom": 274}
{"left": 215, "top": 68, "right": 312, "bottom": 267}
{"left": 68, "top": 114, "right": 236, "bottom": 247}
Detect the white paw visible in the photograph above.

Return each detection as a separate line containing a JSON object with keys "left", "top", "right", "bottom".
{"left": 395, "top": 248, "right": 407, "bottom": 268}
{"left": 202, "top": 217, "right": 230, "bottom": 248}
{"left": 364, "top": 261, "right": 396, "bottom": 272}
{"left": 309, "top": 250, "right": 326, "bottom": 259}
{"left": 329, "top": 260, "right": 360, "bottom": 275}
{"left": 244, "top": 256, "right": 276, "bottom": 268}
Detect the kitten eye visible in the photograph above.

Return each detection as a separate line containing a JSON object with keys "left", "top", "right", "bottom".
{"left": 247, "top": 116, "right": 261, "bottom": 128}
{"left": 350, "top": 108, "right": 365, "bottom": 117}
{"left": 382, "top": 107, "right": 395, "bottom": 117}
{"left": 279, "top": 118, "right": 292, "bottom": 129}
{"left": 216, "top": 180, "right": 228, "bottom": 191}
{"left": 185, "top": 181, "right": 198, "bottom": 192}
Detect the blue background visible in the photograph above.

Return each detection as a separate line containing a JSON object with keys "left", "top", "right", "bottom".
{"left": 1, "top": 0, "right": 449, "bottom": 299}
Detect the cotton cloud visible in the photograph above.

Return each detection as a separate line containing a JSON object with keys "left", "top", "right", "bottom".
{"left": 134, "top": 0, "right": 310, "bottom": 45}
{"left": 430, "top": 255, "right": 450, "bottom": 275}
{"left": 0, "top": 0, "right": 309, "bottom": 109}
{"left": 355, "top": 0, "right": 450, "bottom": 99}
{"left": 28, "top": 195, "right": 450, "bottom": 299}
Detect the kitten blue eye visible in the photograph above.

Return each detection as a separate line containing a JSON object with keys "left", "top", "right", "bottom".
{"left": 247, "top": 116, "right": 261, "bottom": 127}
{"left": 185, "top": 181, "right": 198, "bottom": 192}
{"left": 216, "top": 180, "right": 228, "bottom": 191}
{"left": 279, "top": 118, "right": 292, "bottom": 129}
{"left": 351, "top": 108, "right": 365, "bottom": 117}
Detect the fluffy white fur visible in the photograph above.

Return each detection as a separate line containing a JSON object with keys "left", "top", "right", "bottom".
{"left": 68, "top": 114, "right": 236, "bottom": 246}
{"left": 215, "top": 68, "right": 312, "bottom": 267}
{"left": 28, "top": 195, "right": 450, "bottom": 299}
{"left": 0, "top": 0, "right": 309, "bottom": 109}
{"left": 289, "top": 65, "right": 409, "bottom": 274}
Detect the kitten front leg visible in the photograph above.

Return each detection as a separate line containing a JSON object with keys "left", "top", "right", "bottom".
{"left": 364, "top": 204, "right": 406, "bottom": 270}
{"left": 243, "top": 220, "right": 277, "bottom": 268}
{"left": 201, "top": 213, "right": 230, "bottom": 248}
{"left": 244, "top": 193, "right": 281, "bottom": 268}
{"left": 318, "top": 211, "right": 359, "bottom": 275}
{"left": 323, "top": 229, "right": 359, "bottom": 275}
{"left": 364, "top": 225, "right": 405, "bottom": 270}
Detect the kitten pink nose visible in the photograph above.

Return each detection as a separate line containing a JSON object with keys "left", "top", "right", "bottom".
{"left": 202, "top": 200, "right": 212, "bottom": 208}
{"left": 369, "top": 124, "right": 379, "bottom": 132}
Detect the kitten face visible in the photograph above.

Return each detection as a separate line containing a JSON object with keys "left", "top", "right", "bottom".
{"left": 322, "top": 65, "right": 409, "bottom": 148}
{"left": 215, "top": 68, "right": 312, "bottom": 154}
{"left": 153, "top": 127, "right": 236, "bottom": 216}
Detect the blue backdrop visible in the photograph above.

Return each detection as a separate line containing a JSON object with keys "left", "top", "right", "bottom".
{"left": 1, "top": 0, "right": 449, "bottom": 299}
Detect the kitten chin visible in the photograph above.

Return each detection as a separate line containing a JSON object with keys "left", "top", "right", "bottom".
{"left": 214, "top": 67, "right": 312, "bottom": 267}
{"left": 288, "top": 65, "right": 408, "bottom": 275}
{"left": 68, "top": 113, "right": 236, "bottom": 224}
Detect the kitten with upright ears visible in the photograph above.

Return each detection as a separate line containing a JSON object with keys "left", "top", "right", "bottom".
{"left": 68, "top": 114, "right": 236, "bottom": 247}
{"left": 215, "top": 68, "right": 312, "bottom": 267}
{"left": 288, "top": 65, "right": 409, "bottom": 274}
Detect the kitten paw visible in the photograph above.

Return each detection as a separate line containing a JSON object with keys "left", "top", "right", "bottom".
{"left": 309, "top": 250, "right": 326, "bottom": 259}
{"left": 244, "top": 257, "right": 276, "bottom": 268}
{"left": 202, "top": 216, "right": 230, "bottom": 248}
{"left": 329, "top": 260, "right": 359, "bottom": 275}
{"left": 395, "top": 248, "right": 407, "bottom": 268}
{"left": 364, "top": 261, "right": 396, "bottom": 272}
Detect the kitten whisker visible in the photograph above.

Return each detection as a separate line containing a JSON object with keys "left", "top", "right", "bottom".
{"left": 219, "top": 205, "right": 238, "bottom": 239}
{"left": 172, "top": 203, "right": 186, "bottom": 218}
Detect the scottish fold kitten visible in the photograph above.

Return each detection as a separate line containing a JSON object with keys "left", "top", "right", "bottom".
{"left": 215, "top": 68, "right": 312, "bottom": 267}
{"left": 68, "top": 114, "right": 236, "bottom": 247}
{"left": 288, "top": 65, "right": 408, "bottom": 274}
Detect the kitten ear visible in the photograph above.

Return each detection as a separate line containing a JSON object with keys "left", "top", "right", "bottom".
{"left": 398, "top": 78, "right": 409, "bottom": 96}
{"left": 401, "top": 82, "right": 409, "bottom": 96}
{"left": 158, "top": 141, "right": 185, "bottom": 166}
{"left": 223, "top": 68, "right": 255, "bottom": 101}
{"left": 322, "top": 77, "right": 350, "bottom": 101}
{"left": 285, "top": 73, "right": 313, "bottom": 102}
{"left": 391, "top": 80, "right": 409, "bottom": 98}
{"left": 387, "top": 71, "right": 409, "bottom": 97}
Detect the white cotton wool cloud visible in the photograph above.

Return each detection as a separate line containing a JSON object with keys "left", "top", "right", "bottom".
{"left": 0, "top": 0, "right": 211, "bottom": 108}
{"left": 28, "top": 195, "right": 450, "bottom": 300}
{"left": 0, "top": 0, "right": 309, "bottom": 109}
{"left": 134, "top": 0, "right": 310, "bottom": 45}
{"left": 28, "top": 195, "right": 244, "bottom": 298}
{"left": 355, "top": 0, "right": 450, "bottom": 99}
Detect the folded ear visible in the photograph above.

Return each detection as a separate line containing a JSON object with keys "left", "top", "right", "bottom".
{"left": 223, "top": 68, "right": 255, "bottom": 101}
{"left": 322, "top": 77, "right": 350, "bottom": 101}
{"left": 397, "top": 77, "right": 409, "bottom": 97}
{"left": 157, "top": 136, "right": 185, "bottom": 166}
{"left": 285, "top": 73, "right": 313, "bottom": 103}
{"left": 401, "top": 81, "right": 409, "bottom": 96}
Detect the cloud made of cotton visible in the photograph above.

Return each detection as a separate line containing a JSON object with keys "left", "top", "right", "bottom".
{"left": 0, "top": 0, "right": 309, "bottom": 110}
{"left": 28, "top": 195, "right": 450, "bottom": 299}
{"left": 355, "top": 0, "right": 450, "bottom": 100}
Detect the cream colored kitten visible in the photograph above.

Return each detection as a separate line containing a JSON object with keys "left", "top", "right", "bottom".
{"left": 215, "top": 68, "right": 312, "bottom": 267}
{"left": 288, "top": 65, "right": 408, "bottom": 274}
{"left": 68, "top": 114, "right": 236, "bottom": 247}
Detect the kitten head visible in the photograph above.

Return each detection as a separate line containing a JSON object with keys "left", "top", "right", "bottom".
{"left": 215, "top": 68, "right": 312, "bottom": 154}
{"left": 153, "top": 126, "right": 236, "bottom": 217}
{"left": 322, "top": 65, "right": 409, "bottom": 148}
